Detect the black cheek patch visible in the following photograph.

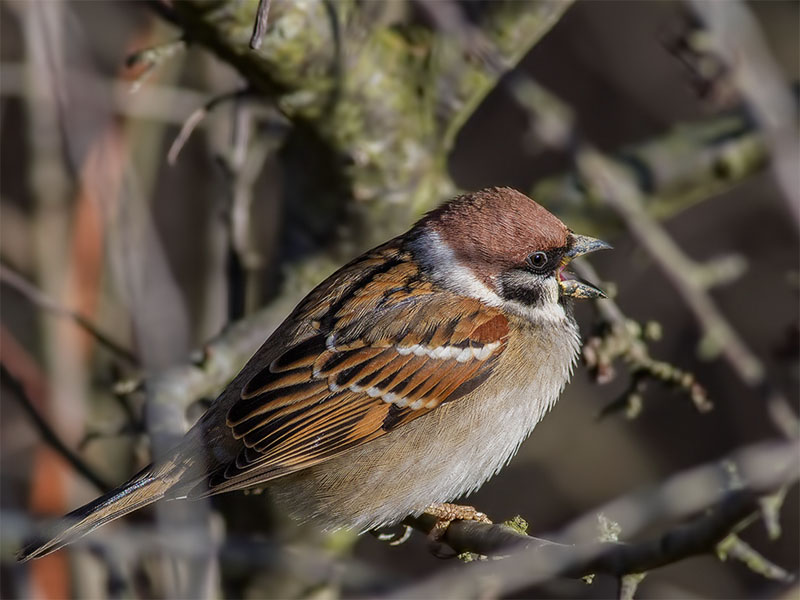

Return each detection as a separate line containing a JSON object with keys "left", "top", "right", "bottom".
{"left": 500, "top": 278, "right": 544, "bottom": 306}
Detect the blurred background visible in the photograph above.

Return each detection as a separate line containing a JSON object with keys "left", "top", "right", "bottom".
{"left": 0, "top": 1, "right": 798, "bottom": 598}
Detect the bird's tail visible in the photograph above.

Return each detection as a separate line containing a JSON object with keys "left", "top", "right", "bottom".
{"left": 17, "top": 465, "right": 178, "bottom": 562}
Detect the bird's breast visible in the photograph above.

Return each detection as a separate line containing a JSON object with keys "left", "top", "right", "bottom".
{"left": 270, "top": 315, "right": 581, "bottom": 531}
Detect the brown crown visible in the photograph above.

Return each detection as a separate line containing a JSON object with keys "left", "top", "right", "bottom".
{"left": 416, "top": 187, "right": 569, "bottom": 277}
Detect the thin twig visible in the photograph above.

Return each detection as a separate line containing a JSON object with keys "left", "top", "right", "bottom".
{"left": 249, "top": 0, "right": 272, "bottom": 50}
{"left": 576, "top": 148, "right": 799, "bottom": 439}
{"left": 0, "top": 264, "right": 139, "bottom": 366}
{"left": 716, "top": 533, "right": 795, "bottom": 582}
{"left": 219, "top": 101, "right": 284, "bottom": 318}
{"left": 1, "top": 363, "right": 113, "bottom": 493}
{"left": 619, "top": 573, "right": 647, "bottom": 600}
{"left": 167, "top": 88, "right": 252, "bottom": 165}
{"left": 575, "top": 260, "right": 711, "bottom": 416}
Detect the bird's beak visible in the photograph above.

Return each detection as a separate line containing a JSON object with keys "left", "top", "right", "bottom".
{"left": 558, "top": 233, "right": 612, "bottom": 299}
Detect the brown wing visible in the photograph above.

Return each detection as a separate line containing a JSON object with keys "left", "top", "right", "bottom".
{"left": 190, "top": 243, "right": 509, "bottom": 497}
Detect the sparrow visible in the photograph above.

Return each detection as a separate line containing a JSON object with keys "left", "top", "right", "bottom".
{"left": 19, "top": 187, "right": 609, "bottom": 561}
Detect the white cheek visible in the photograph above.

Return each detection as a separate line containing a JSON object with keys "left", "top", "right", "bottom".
{"left": 503, "top": 277, "right": 566, "bottom": 324}
{"left": 408, "top": 227, "right": 568, "bottom": 327}
{"left": 407, "top": 229, "right": 503, "bottom": 306}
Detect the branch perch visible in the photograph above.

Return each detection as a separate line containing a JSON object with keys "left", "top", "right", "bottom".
{"left": 394, "top": 439, "right": 799, "bottom": 598}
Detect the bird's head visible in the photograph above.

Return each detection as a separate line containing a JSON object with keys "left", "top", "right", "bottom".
{"left": 410, "top": 187, "right": 611, "bottom": 321}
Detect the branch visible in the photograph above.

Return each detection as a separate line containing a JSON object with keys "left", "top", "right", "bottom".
{"left": 164, "top": 1, "right": 570, "bottom": 220}
{"left": 428, "top": 1, "right": 575, "bottom": 152}
{"left": 531, "top": 108, "right": 771, "bottom": 238}
{"left": 689, "top": 0, "right": 800, "bottom": 227}
{"left": 391, "top": 439, "right": 799, "bottom": 599}
{"left": 1, "top": 363, "right": 113, "bottom": 493}
{"left": 123, "top": 286, "right": 308, "bottom": 417}
{"left": 716, "top": 533, "right": 794, "bottom": 582}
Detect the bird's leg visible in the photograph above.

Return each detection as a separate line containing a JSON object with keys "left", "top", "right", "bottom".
{"left": 424, "top": 502, "right": 492, "bottom": 542}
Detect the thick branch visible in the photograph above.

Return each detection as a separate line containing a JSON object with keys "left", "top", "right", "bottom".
{"left": 407, "top": 487, "right": 765, "bottom": 573}
{"left": 430, "top": 1, "right": 574, "bottom": 151}
{"left": 532, "top": 110, "right": 769, "bottom": 237}
{"left": 165, "top": 1, "right": 570, "bottom": 222}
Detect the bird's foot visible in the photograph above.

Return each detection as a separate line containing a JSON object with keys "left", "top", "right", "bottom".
{"left": 424, "top": 502, "right": 492, "bottom": 544}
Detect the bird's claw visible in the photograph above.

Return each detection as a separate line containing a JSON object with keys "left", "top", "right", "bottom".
{"left": 423, "top": 502, "right": 491, "bottom": 557}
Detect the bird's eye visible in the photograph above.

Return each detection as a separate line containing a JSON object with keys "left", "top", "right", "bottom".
{"left": 526, "top": 251, "right": 548, "bottom": 272}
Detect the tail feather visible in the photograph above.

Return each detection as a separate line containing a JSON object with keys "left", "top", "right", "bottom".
{"left": 18, "top": 467, "right": 175, "bottom": 562}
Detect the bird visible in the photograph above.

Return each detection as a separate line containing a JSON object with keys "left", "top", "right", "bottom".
{"left": 18, "top": 186, "right": 610, "bottom": 561}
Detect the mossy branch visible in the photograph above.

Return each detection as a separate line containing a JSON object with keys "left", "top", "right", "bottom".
{"left": 165, "top": 0, "right": 571, "bottom": 229}
{"left": 532, "top": 111, "right": 769, "bottom": 237}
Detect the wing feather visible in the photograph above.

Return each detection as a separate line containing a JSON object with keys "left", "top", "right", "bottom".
{"left": 189, "top": 245, "right": 510, "bottom": 499}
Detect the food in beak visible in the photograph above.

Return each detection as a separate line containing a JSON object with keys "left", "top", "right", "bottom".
{"left": 558, "top": 234, "right": 612, "bottom": 299}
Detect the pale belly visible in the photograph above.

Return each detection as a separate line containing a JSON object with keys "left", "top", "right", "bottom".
{"left": 269, "top": 318, "right": 579, "bottom": 531}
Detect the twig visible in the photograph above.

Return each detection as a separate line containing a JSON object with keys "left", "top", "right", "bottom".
{"left": 576, "top": 148, "right": 799, "bottom": 439}
{"left": 759, "top": 486, "right": 788, "bottom": 540}
{"left": 575, "top": 260, "right": 711, "bottom": 416}
{"left": 619, "top": 573, "right": 647, "bottom": 600}
{"left": 167, "top": 88, "right": 252, "bottom": 165}
{"left": 218, "top": 101, "right": 284, "bottom": 318}
{"left": 0, "top": 264, "right": 139, "bottom": 366}
{"left": 249, "top": 0, "right": 272, "bottom": 50}
{"left": 716, "top": 533, "right": 795, "bottom": 583}
{"left": 1, "top": 363, "right": 113, "bottom": 493}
